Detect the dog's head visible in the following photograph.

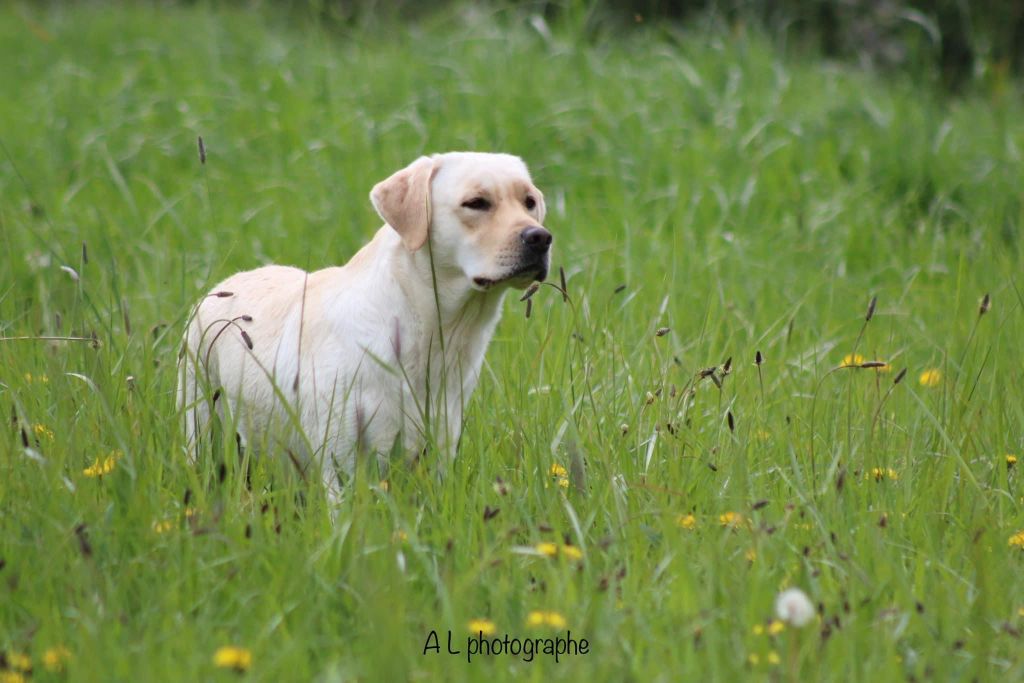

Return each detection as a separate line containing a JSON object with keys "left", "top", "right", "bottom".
{"left": 370, "top": 152, "right": 552, "bottom": 291}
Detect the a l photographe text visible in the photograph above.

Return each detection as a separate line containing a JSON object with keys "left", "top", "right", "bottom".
{"left": 423, "top": 629, "right": 590, "bottom": 663}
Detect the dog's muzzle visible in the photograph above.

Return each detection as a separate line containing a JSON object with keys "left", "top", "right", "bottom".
{"left": 472, "top": 227, "right": 553, "bottom": 289}
{"left": 520, "top": 226, "right": 552, "bottom": 254}
{"left": 519, "top": 225, "right": 552, "bottom": 281}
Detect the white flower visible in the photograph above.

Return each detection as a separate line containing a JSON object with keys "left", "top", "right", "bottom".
{"left": 775, "top": 587, "right": 815, "bottom": 627}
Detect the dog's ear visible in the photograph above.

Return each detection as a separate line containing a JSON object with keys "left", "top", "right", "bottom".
{"left": 370, "top": 156, "right": 438, "bottom": 251}
{"left": 533, "top": 188, "right": 547, "bottom": 224}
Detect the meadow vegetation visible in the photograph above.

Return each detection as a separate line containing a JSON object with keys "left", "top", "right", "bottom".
{"left": 1, "top": 2, "right": 1023, "bottom": 680}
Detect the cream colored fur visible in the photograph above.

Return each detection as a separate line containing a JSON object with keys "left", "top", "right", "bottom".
{"left": 177, "top": 152, "right": 551, "bottom": 499}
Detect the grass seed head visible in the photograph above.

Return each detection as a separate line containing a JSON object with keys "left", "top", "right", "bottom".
{"left": 655, "top": 326, "right": 670, "bottom": 337}
{"left": 197, "top": 136, "right": 206, "bottom": 164}
{"left": 979, "top": 293, "right": 991, "bottom": 316}
{"left": 519, "top": 282, "right": 540, "bottom": 301}
{"left": 74, "top": 523, "right": 92, "bottom": 558}
{"left": 559, "top": 266, "right": 568, "bottom": 302}
{"left": 865, "top": 295, "right": 877, "bottom": 321}
{"left": 122, "top": 298, "right": 132, "bottom": 336}
{"left": 755, "top": 350, "right": 763, "bottom": 366}
{"left": 893, "top": 368, "right": 907, "bottom": 384}
{"left": 493, "top": 477, "right": 509, "bottom": 496}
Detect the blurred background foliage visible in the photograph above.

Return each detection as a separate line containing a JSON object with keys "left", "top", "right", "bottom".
{"left": 262, "top": 0, "right": 1024, "bottom": 90}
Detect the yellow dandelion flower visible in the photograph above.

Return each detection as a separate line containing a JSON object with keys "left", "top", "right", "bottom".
{"left": 767, "top": 619, "right": 785, "bottom": 636}
{"left": 43, "top": 646, "right": 71, "bottom": 673}
{"left": 6, "top": 652, "right": 31, "bottom": 672}
{"left": 378, "top": 479, "right": 389, "bottom": 492}
{"left": 24, "top": 372, "right": 49, "bottom": 384}
{"left": 535, "top": 542, "right": 558, "bottom": 557}
{"left": 1007, "top": 455, "right": 1017, "bottom": 468}
{"left": 767, "top": 650, "right": 781, "bottom": 665}
{"left": 747, "top": 653, "right": 760, "bottom": 666}
{"left": 1009, "top": 531, "right": 1024, "bottom": 548}
{"left": 840, "top": 353, "right": 864, "bottom": 368}
{"left": 745, "top": 548, "right": 757, "bottom": 562}
{"left": 33, "top": 424, "right": 55, "bottom": 441}
{"left": 561, "top": 545, "right": 583, "bottom": 561}
{"left": 868, "top": 467, "right": 899, "bottom": 482}
{"left": 752, "top": 624, "right": 765, "bottom": 635}
{"left": 184, "top": 507, "right": 198, "bottom": 518}
{"left": 754, "top": 429, "right": 771, "bottom": 441}
{"left": 676, "top": 514, "right": 697, "bottom": 530}
{"left": 83, "top": 450, "right": 121, "bottom": 477}
{"left": 393, "top": 530, "right": 408, "bottom": 543}
{"left": 468, "top": 619, "right": 497, "bottom": 635}
{"left": 546, "top": 464, "right": 569, "bottom": 489}
{"left": 545, "top": 612, "right": 567, "bottom": 628}
{"left": 719, "top": 511, "right": 744, "bottom": 528}
{"left": 153, "top": 520, "right": 174, "bottom": 534}
{"left": 0, "top": 672, "right": 26, "bottom": 683}
{"left": 1018, "top": 607, "right": 1024, "bottom": 618}
{"left": 875, "top": 363, "right": 892, "bottom": 373}
{"left": 213, "top": 646, "right": 252, "bottom": 672}
{"left": 919, "top": 369, "right": 941, "bottom": 387}
{"left": 526, "top": 611, "right": 566, "bottom": 628}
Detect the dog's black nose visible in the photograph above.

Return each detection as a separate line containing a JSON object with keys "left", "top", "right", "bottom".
{"left": 520, "top": 226, "right": 552, "bottom": 253}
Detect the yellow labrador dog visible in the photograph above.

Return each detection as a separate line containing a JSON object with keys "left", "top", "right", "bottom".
{"left": 178, "top": 152, "right": 551, "bottom": 498}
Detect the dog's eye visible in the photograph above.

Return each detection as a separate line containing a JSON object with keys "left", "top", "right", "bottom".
{"left": 461, "top": 197, "right": 491, "bottom": 211}
{"left": 525, "top": 196, "right": 537, "bottom": 210}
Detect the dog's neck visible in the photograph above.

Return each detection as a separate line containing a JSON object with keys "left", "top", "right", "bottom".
{"left": 354, "top": 226, "right": 507, "bottom": 356}
{"left": 373, "top": 227, "right": 502, "bottom": 323}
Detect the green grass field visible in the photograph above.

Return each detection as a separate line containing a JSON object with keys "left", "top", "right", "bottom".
{"left": 2, "top": 2, "right": 1024, "bottom": 681}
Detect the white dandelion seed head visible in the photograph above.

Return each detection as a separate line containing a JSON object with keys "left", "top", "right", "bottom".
{"left": 775, "top": 587, "right": 815, "bottom": 627}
